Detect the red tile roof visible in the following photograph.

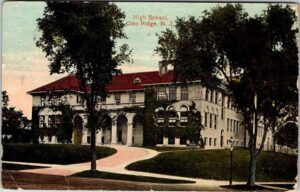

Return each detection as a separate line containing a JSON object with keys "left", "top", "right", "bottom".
{"left": 28, "top": 70, "right": 175, "bottom": 94}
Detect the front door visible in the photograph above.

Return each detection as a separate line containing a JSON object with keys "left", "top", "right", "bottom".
{"left": 117, "top": 130, "right": 122, "bottom": 142}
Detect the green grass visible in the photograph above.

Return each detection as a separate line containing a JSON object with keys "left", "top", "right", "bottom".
{"left": 2, "top": 144, "right": 117, "bottom": 165}
{"left": 126, "top": 149, "right": 297, "bottom": 182}
{"left": 2, "top": 163, "right": 50, "bottom": 170}
{"left": 72, "top": 170, "right": 195, "bottom": 184}
{"left": 143, "top": 146, "right": 192, "bottom": 152}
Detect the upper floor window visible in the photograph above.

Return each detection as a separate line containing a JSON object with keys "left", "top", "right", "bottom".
{"left": 205, "top": 89, "right": 209, "bottom": 101}
{"left": 204, "top": 112, "right": 208, "bottom": 127}
{"left": 48, "top": 115, "right": 55, "bottom": 128}
{"left": 115, "top": 93, "right": 121, "bottom": 105}
{"left": 157, "top": 110, "right": 164, "bottom": 126}
{"left": 215, "top": 91, "right": 218, "bottom": 104}
{"left": 76, "top": 95, "right": 82, "bottom": 104}
{"left": 181, "top": 86, "right": 189, "bottom": 100}
{"left": 214, "top": 115, "right": 217, "bottom": 129}
{"left": 129, "top": 92, "right": 136, "bottom": 103}
{"left": 41, "top": 96, "right": 46, "bottom": 106}
{"left": 209, "top": 113, "right": 213, "bottom": 128}
{"left": 210, "top": 90, "right": 214, "bottom": 103}
{"left": 168, "top": 107, "right": 177, "bottom": 127}
{"left": 227, "top": 118, "right": 229, "bottom": 131}
{"left": 169, "top": 86, "right": 177, "bottom": 101}
{"left": 157, "top": 87, "right": 167, "bottom": 101}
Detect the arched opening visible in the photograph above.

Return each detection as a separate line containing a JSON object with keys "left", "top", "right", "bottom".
{"left": 180, "top": 106, "right": 188, "bottom": 126}
{"left": 101, "top": 115, "right": 112, "bottom": 144}
{"left": 73, "top": 116, "right": 83, "bottom": 144}
{"left": 133, "top": 114, "right": 144, "bottom": 146}
{"left": 220, "top": 129, "right": 224, "bottom": 147}
{"left": 117, "top": 115, "right": 128, "bottom": 144}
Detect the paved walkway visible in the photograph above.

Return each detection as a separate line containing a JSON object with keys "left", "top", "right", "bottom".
{"left": 3, "top": 144, "right": 296, "bottom": 190}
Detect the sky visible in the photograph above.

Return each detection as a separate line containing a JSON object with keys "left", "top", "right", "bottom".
{"left": 2, "top": 1, "right": 296, "bottom": 118}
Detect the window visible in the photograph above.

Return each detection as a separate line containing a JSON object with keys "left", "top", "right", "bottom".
{"left": 209, "top": 113, "right": 213, "bottom": 128}
{"left": 227, "top": 119, "right": 229, "bottom": 131}
{"left": 181, "top": 86, "right": 189, "bottom": 100}
{"left": 227, "top": 97, "right": 230, "bottom": 108}
{"left": 230, "top": 119, "right": 233, "bottom": 132}
{"left": 205, "top": 112, "right": 208, "bottom": 127}
{"left": 168, "top": 109, "right": 177, "bottom": 127}
{"left": 214, "top": 138, "right": 217, "bottom": 146}
{"left": 215, "top": 91, "right": 218, "bottom": 104}
{"left": 56, "top": 116, "right": 61, "bottom": 126}
{"left": 157, "top": 87, "right": 167, "bottom": 100}
{"left": 48, "top": 115, "right": 55, "bottom": 127}
{"left": 168, "top": 137, "right": 175, "bottom": 144}
{"left": 205, "top": 89, "right": 209, "bottom": 100}
{"left": 180, "top": 106, "right": 188, "bottom": 126}
{"left": 41, "top": 96, "right": 46, "bottom": 106}
{"left": 40, "top": 116, "right": 45, "bottom": 128}
{"left": 204, "top": 137, "right": 207, "bottom": 145}
{"left": 129, "top": 92, "right": 136, "bottom": 103}
{"left": 169, "top": 86, "right": 177, "bottom": 101}
{"left": 76, "top": 95, "right": 82, "bottom": 103}
{"left": 221, "top": 95, "right": 225, "bottom": 106}
{"left": 115, "top": 93, "right": 121, "bottom": 105}
{"left": 133, "top": 77, "right": 141, "bottom": 84}
{"left": 209, "top": 138, "right": 212, "bottom": 146}
{"left": 221, "top": 107, "right": 225, "bottom": 120}
{"left": 157, "top": 110, "right": 164, "bottom": 126}
{"left": 214, "top": 115, "right": 217, "bottom": 129}
{"left": 100, "top": 96, "right": 106, "bottom": 103}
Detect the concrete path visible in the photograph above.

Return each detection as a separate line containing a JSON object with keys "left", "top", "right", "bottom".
{"left": 4, "top": 144, "right": 296, "bottom": 190}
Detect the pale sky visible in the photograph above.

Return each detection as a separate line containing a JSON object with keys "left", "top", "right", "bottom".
{"left": 3, "top": 2, "right": 293, "bottom": 119}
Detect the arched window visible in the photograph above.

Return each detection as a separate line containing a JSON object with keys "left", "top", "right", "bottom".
{"left": 156, "top": 108, "right": 165, "bottom": 126}
{"left": 168, "top": 106, "right": 177, "bottom": 127}
{"left": 133, "top": 77, "right": 142, "bottom": 84}
{"left": 180, "top": 106, "right": 188, "bottom": 126}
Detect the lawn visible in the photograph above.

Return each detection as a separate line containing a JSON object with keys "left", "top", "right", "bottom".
{"left": 2, "top": 144, "right": 116, "bottom": 165}
{"left": 142, "top": 146, "right": 195, "bottom": 152}
{"left": 126, "top": 148, "right": 297, "bottom": 182}
{"left": 72, "top": 170, "right": 195, "bottom": 184}
{"left": 2, "top": 163, "right": 50, "bottom": 171}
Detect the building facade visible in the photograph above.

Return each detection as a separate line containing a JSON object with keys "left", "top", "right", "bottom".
{"left": 28, "top": 67, "right": 273, "bottom": 150}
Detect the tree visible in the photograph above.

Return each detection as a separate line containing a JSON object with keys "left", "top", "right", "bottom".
{"left": 36, "top": 2, "right": 131, "bottom": 171}
{"left": 156, "top": 4, "right": 298, "bottom": 187}
{"left": 2, "top": 91, "right": 31, "bottom": 143}
{"left": 274, "top": 120, "right": 298, "bottom": 149}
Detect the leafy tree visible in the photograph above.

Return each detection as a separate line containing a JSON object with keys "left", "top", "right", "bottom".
{"left": 36, "top": 2, "right": 131, "bottom": 171}
{"left": 274, "top": 120, "right": 298, "bottom": 149}
{"left": 156, "top": 4, "right": 298, "bottom": 187}
{"left": 184, "top": 102, "right": 204, "bottom": 145}
{"left": 2, "top": 91, "right": 31, "bottom": 143}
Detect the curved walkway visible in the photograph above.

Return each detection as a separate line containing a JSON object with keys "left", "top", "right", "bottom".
{"left": 4, "top": 145, "right": 295, "bottom": 189}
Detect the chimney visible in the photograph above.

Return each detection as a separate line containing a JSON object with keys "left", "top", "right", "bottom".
{"left": 158, "top": 62, "right": 168, "bottom": 76}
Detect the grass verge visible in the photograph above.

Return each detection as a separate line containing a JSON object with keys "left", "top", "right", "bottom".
{"left": 2, "top": 163, "right": 50, "bottom": 170}
{"left": 126, "top": 148, "right": 297, "bottom": 182}
{"left": 72, "top": 170, "right": 195, "bottom": 184}
{"left": 2, "top": 144, "right": 117, "bottom": 165}
{"left": 142, "top": 146, "right": 193, "bottom": 152}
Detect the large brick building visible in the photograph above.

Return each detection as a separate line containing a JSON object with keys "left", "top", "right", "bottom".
{"left": 28, "top": 66, "right": 273, "bottom": 150}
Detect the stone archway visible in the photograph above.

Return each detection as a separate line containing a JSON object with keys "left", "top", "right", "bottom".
{"left": 132, "top": 114, "right": 144, "bottom": 146}
{"left": 73, "top": 116, "right": 83, "bottom": 144}
{"left": 101, "top": 115, "right": 112, "bottom": 144}
{"left": 117, "top": 115, "right": 128, "bottom": 144}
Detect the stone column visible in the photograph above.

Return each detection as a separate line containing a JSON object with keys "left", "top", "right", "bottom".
{"left": 175, "top": 137, "right": 180, "bottom": 146}
{"left": 127, "top": 122, "right": 133, "bottom": 146}
{"left": 111, "top": 123, "right": 117, "bottom": 144}
{"left": 163, "top": 137, "right": 168, "bottom": 145}
{"left": 51, "top": 136, "right": 57, "bottom": 144}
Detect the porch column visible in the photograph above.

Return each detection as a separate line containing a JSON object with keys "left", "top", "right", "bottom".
{"left": 126, "top": 113, "right": 134, "bottom": 146}
{"left": 127, "top": 122, "right": 133, "bottom": 146}
{"left": 111, "top": 123, "right": 117, "bottom": 144}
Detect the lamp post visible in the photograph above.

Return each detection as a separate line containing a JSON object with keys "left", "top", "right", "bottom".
{"left": 229, "top": 137, "right": 234, "bottom": 187}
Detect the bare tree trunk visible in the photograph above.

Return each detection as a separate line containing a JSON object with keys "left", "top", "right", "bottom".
{"left": 247, "top": 146, "right": 257, "bottom": 187}
{"left": 90, "top": 125, "right": 96, "bottom": 171}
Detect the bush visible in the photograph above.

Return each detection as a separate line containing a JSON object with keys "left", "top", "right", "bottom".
{"left": 2, "top": 144, "right": 116, "bottom": 165}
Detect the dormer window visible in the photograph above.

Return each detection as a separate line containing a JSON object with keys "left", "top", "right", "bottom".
{"left": 133, "top": 77, "right": 142, "bottom": 84}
